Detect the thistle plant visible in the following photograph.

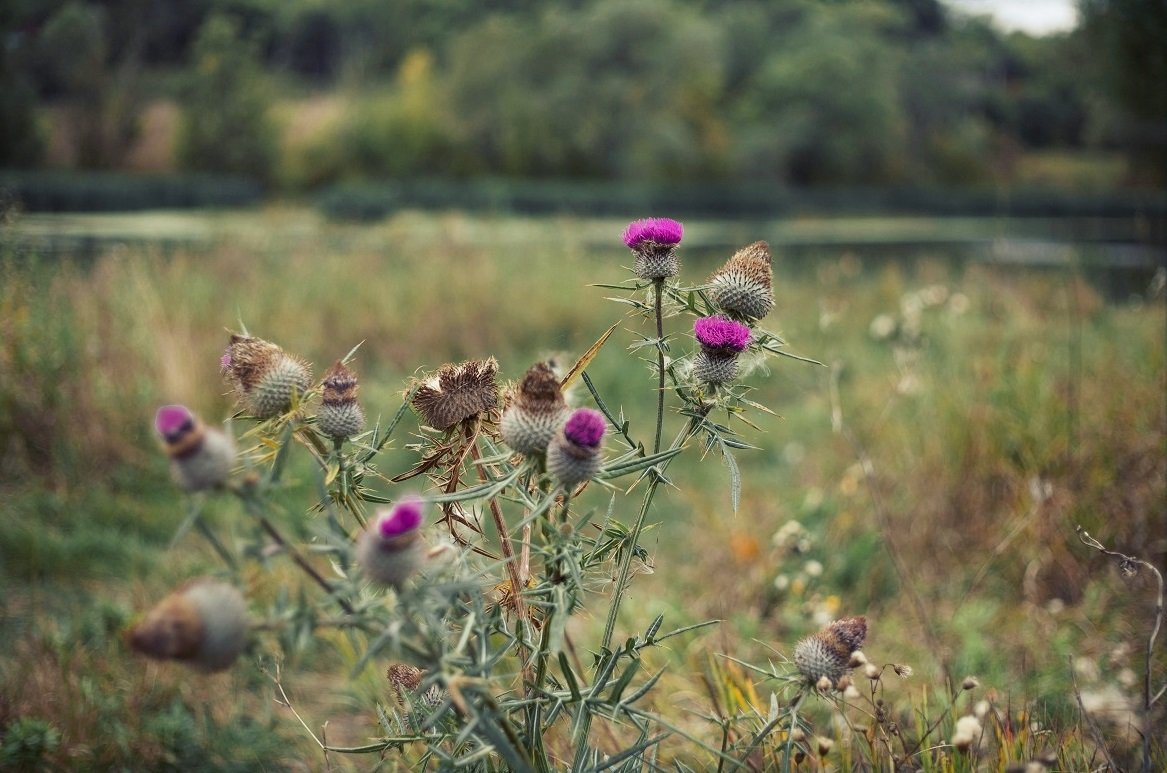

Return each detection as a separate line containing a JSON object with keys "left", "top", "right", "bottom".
{"left": 129, "top": 219, "right": 841, "bottom": 769}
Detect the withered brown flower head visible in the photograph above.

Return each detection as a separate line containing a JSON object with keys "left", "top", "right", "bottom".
{"left": 387, "top": 663, "right": 424, "bottom": 692}
{"left": 322, "top": 360, "right": 359, "bottom": 403}
{"left": 708, "top": 241, "right": 775, "bottom": 320}
{"left": 318, "top": 360, "right": 365, "bottom": 439}
{"left": 411, "top": 358, "right": 499, "bottom": 430}
{"left": 793, "top": 615, "right": 867, "bottom": 688}
{"left": 221, "top": 333, "right": 313, "bottom": 418}
{"left": 514, "top": 362, "right": 564, "bottom": 410}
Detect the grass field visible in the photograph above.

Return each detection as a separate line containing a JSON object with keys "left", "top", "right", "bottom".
{"left": 1, "top": 207, "right": 1164, "bottom": 770}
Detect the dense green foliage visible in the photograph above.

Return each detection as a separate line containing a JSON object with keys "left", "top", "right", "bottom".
{"left": 1, "top": 0, "right": 1163, "bottom": 189}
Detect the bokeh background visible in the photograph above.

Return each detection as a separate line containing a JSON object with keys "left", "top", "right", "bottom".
{"left": 1, "top": 0, "right": 1164, "bottom": 769}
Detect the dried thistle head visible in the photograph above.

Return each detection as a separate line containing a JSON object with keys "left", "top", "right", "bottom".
{"left": 317, "top": 360, "right": 365, "bottom": 440}
{"left": 793, "top": 616, "right": 867, "bottom": 688}
{"left": 127, "top": 578, "right": 249, "bottom": 672}
{"left": 222, "top": 334, "right": 312, "bottom": 418}
{"left": 500, "top": 362, "right": 570, "bottom": 455}
{"left": 708, "top": 241, "right": 774, "bottom": 321}
{"left": 411, "top": 358, "right": 499, "bottom": 431}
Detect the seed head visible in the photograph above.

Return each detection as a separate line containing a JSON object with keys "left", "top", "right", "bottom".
{"left": 500, "top": 362, "right": 570, "bottom": 455}
{"left": 962, "top": 675, "right": 980, "bottom": 691}
{"left": 709, "top": 241, "right": 775, "bottom": 320}
{"left": 622, "top": 217, "right": 683, "bottom": 280}
{"left": 222, "top": 334, "right": 312, "bottom": 418}
{"left": 411, "top": 358, "right": 499, "bottom": 431}
{"left": 357, "top": 498, "right": 426, "bottom": 588}
{"left": 155, "top": 405, "right": 236, "bottom": 491}
{"left": 793, "top": 616, "right": 867, "bottom": 688}
{"left": 127, "top": 578, "right": 249, "bottom": 672}
{"left": 547, "top": 408, "right": 606, "bottom": 487}
{"left": 317, "top": 360, "right": 365, "bottom": 440}
{"left": 951, "top": 715, "right": 983, "bottom": 752}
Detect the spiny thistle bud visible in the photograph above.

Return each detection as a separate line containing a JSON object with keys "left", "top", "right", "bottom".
{"left": 222, "top": 334, "right": 312, "bottom": 419}
{"left": 127, "top": 578, "right": 249, "bottom": 672}
{"left": 546, "top": 408, "right": 606, "bottom": 487}
{"left": 155, "top": 405, "right": 236, "bottom": 491}
{"left": 708, "top": 241, "right": 774, "bottom": 321}
{"left": 357, "top": 497, "right": 425, "bottom": 588}
{"left": 500, "top": 362, "right": 571, "bottom": 455}
{"left": 793, "top": 616, "right": 867, "bottom": 688}
{"left": 411, "top": 358, "right": 499, "bottom": 431}
{"left": 317, "top": 361, "right": 365, "bottom": 440}
{"left": 622, "top": 217, "right": 683, "bottom": 280}
{"left": 692, "top": 316, "right": 751, "bottom": 385}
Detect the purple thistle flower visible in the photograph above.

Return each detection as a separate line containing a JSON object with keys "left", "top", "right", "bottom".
{"left": 622, "top": 218, "right": 684, "bottom": 250}
{"left": 155, "top": 405, "right": 194, "bottom": 439}
{"left": 219, "top": 350, "right": 232, "bottom": 373}
{"left": 563, "top": 408, "right": 606, "bottom": 448}
{"left": 694, "top": 316, "right": 751, "bottom": 353}
{"left": 378, "top": 497, "right": 424, "bottom": 539}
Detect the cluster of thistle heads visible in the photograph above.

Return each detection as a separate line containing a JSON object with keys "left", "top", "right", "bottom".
{"left": 135, "top": 217, "right": 864, "bottom": 687}
{"left": 623, "top": 218, "right": 777, "bottom": 386}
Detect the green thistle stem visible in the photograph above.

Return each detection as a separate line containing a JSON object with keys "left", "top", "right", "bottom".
{"left": 653, "top": 277, "right": 665, "bottom": 456}
{"left": 573, "top": 413, "right": 702, "bottom": 768}
{"left": 783, "top": 692, "right": 806, "bottom": 773}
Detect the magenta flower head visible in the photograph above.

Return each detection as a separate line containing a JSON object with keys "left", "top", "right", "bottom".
{"left": 563, "top": 408, "right": 606, "bottom": 447}
{"left": 547, "top": 408, "right": 606, "bottom": 488}
{"left": 378, "top": 497, "right": 424, "bottom": 540}
{"left": 622, "top": 217, "right": 683, "bottom": 280}
{"left": 622, "top": 218, "right": 684, "bottom": 250}
{"left": 694, "top": 316, "right": 751, "bottom": 354}
{"left": 692, "top": 316, "right": 751, "bottom": 386}
{"left": 357, "top": 497, "right": 426, "bottom": 588}
{"left": 155, "top": 404, "right": 236, "bottom": 491}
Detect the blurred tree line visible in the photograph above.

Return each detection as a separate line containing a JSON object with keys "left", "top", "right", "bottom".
{"left": 1, "top": 0, "right": 1163, "bottom": 188}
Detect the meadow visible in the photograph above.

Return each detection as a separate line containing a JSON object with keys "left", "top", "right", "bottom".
{"left": 0, "top": 207, "right": 1164, "bottom": 770}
